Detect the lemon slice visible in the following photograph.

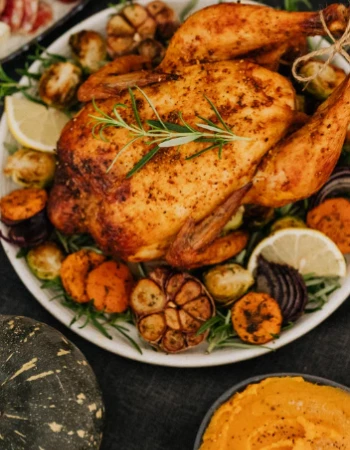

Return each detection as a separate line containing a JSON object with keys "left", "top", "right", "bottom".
{"left": 248, "top": 228, "right": 347, "bottom": 277}
{"left": 5, "top": 96, "right": 70, "bottom": 153}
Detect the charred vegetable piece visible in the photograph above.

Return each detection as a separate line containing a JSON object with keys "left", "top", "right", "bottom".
{"left": 86, "top": 260, "right": 134, "bottom": 313}
{"left": 107, "top": 4, "right": 156, "bottom": 58}
{"left": 4, "top": 210, "right": 52, "bottom": 248}
{"left": 27, "top": 242, "right": 65, "bottom": 280}
{"left": 137, "top": 38, "right": 165, "bottom": 66}
{"left": 0, "top": 188, "right": 47, "bottom": 224}
{"left": 204, "top": 263, "right": 254, "bottom": 306}
{"left": 4, "top": 148, "right": 56, "bottom": 188}
{"left": 307, "top": 198, "right": 350, "bottom": 254}
{"left": 309, "top": 166, "right": 350, "bottom": 209}
{"left": 0, "top": 316, "right": 104, "bottom": 449}
{"left": 256, "top": 256, "right": 308, "bottom": 323}
{"left": 39, "top": 62, "right": 82, "bottom": 109}
{"left": 60, "top": 250, "right": 106, "bottom": 303}
{"left": 299, "top": 60, "right": 346, "bottom": 100}
{"left": 270, "top": 216, "right": 306, "bottom": 234}
{"left": 231, "top": 292, "right": 282, "bottom": 344}
{"left": 69, "top": 30, "right": 107, "bottom": 73}
{"left": 146, "top": 1, "right": 180, "bottom": 40}
{"left": 131, "top": 268, "right": 215, "bottom": 353}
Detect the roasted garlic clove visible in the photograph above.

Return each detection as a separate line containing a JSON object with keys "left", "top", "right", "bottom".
{"left": 131, "top": 268, "right": 215, "bottom": 353}
{"left": 146, "top": 1, "right": 180, "bottom": 40}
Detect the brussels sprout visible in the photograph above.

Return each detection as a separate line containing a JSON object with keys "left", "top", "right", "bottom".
{"left": 299, "top": 60, "right": 346, "bottom": 100}
{"left": 26, "top": 242, "right": 65, "bottom": 280}
{"left": 39, "top": 62, "right": 82, "bottom": 109}
{"left": 137, "top": 38, "right": 165, "bottom": 66}
{"left": 270, "top": 216, "right": 306, "bottom": 234}
{"left": 203, "top": 263, "right": 254, "bottom": 306}
{"left": 4, "top": 148, "right": 56, "bottom": 188}
{"left": 222, "top": 206, "right": 245, "bottom": 234}
{"left": 69, "top": 30, "right": 107, "bottom": 74}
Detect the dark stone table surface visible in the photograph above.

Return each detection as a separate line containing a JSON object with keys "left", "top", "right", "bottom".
{"left": 1, "top": 1, "right": 349, "bottom": 449}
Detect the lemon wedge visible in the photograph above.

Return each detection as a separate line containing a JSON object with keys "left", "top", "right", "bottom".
{"left": 5, "top": 96, "right": 70, "bottom": 153}
{"left": 248, "top": 228, "right": 346, "bottom": 277}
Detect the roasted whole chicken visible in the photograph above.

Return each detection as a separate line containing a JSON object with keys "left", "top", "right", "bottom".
{"left": 48, "top": 3, "right": 350, "bottom": 269}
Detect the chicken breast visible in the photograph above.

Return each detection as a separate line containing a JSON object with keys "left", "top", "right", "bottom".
{"left": 48, "top": 60, "right": 295, "bottom": 260}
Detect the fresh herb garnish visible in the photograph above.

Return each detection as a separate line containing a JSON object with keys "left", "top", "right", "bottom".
{"left": 89, "top": 86, "right": 250, "bottom": 176}
{"left": 196, "top": 309, "right": 272, "bottom": 353}
{"left": 3, "top": 141, "right": 18, "bottom": 155}
{"left": 54, "top": 230, "right": 104, "bottom": 255}
{"left": 284, "top": 0, "right": 312, "bottom": 12}
{"left": 41, "top": 277, "right": 142, "bottom": 354}
{"left": 179, "top": 0, "right": 199, "bottom": 22}
{"left": 303, "top": 273, "right": 341, "bottom": 312}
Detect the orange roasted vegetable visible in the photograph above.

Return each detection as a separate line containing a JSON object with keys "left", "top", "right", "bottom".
{"left": 0, "top": 188, "right": 47, "bottom": 223}
{"left": 231, "top": 292, "right": 282, "bottom": 345}
{"left": 86, "top": 260, "right": 134, "bottom": 313}
{"left": 60, "top": 250, "right": 106, "bottom": 303}
{"left": 307, "top": 198, "right": 350, "bottom": 254}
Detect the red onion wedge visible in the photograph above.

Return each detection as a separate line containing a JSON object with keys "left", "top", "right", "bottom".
{"left": 256, "top": 256, "right": 308, "bottom": 323}
{"left": 309, "top": 166, "right": 350, "bottom": 210}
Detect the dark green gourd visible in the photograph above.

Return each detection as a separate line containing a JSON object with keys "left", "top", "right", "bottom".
{"left": 0, "top": 316, "right": 104, "bottom": 449}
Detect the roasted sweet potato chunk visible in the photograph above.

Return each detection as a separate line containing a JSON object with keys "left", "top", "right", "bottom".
{"left": 231, "top": 292, "right": 282, "bottom": 345}
{"left": 0, "top": 188, "right": 47, "bottom": 223}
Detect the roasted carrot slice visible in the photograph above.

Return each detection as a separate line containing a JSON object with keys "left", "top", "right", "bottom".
{"left": 231, "top": 292, "right": 282, "bottom": 345}
{"left": 0, "top": 188, "right": 47, "bottom": 223}
{"left": 86, "top": 260, "right": 134, "bottom": 313}
{"left": 307, "top": 198, "right": 350, "bottom": 254}
{"left": 60, "top": 250, "right": 106, "bottom": 303}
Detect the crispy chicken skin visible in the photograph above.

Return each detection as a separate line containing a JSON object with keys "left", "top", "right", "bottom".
{"left": 245, "top": 75, "right": 350, "bottom": 206}
{"left": 48, "top": 60, "right": 295, "bottom": 261}
{"left": 76, "top": 3, "right": 349, "bottom": 102}
{"left": 160, "top": 3, "right": 349, "bottom": 72}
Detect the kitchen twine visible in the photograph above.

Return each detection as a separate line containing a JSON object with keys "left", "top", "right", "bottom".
{"left": 292, "top": 11, "right": 350, "bottom": 84}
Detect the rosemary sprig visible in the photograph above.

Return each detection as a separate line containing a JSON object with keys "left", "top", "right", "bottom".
{"left": 180, "top": 0, "right": 199, "bottom": 22}
{"left": 42, "top": 277, "right": 142, "bottom": 354}
{"left": 89, "top": 86, "right": 250, "bottom": 176}
{"left": 284, "top": 0, "right": 312, "bottom": 12}
{"left": 197, "top": 309, "right": 272, "bottom": 353}
{"left": 54, "top": 230, "right": 104, "bottom": 255}
{"left": 303, "top": 273, "right": 341, "bottom": 312}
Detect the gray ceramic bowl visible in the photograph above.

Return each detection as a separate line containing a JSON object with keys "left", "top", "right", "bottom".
{"left": 194, "top": 373, "right": 350, "bottom": 450}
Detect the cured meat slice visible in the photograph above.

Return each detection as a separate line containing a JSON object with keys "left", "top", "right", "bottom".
{"left": 20, "top": 0, "right": 38, "bottom": 33}
{"left": 30, "top": 0, "right": 52, "bottom": 32}
{"left": 2, "top": 0, "right": 25, "bottom": 32}
{"left": 0, "top": 0, "right": 7, "bottom": 16}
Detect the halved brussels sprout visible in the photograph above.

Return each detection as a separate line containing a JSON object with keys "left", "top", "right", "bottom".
{"left": 222, "top": 206, "right": 245, "bottom": 234}
{"left": 299, "top": 60, "right": 346, "bottom": 100}
{"left": 203, "top": 263, "right": 254, "bottom": 306}
{"left": 270, "top": 216, "right": 306, "bottom": 234}
{"left": 69, "top": 30, "right": 107, "bottom": 73}
{"left": 39, "top": 62, "right": 82, "bottom": 109}
{"left": 27, "top": 242, "right": 65, "bottom": 280}
{"left": 4, "top": 148, "right": 56, "bottom": 188}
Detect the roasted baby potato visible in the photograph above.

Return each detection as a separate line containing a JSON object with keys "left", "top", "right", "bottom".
{"left": 69, "top": 30, "right": 107, "bottom": 73}
{"left": 4, "top": 148, "right": 56, "bottom": 188}
{"left": 27, "top": 242, "right": 65, "bottom": 280}
{"left": 39, "top": 62, "right": 83, "bottom": 108}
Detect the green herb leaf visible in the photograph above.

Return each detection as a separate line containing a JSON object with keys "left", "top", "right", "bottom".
{"left": 180, "top": 0, "right": 199, "bottom": 22}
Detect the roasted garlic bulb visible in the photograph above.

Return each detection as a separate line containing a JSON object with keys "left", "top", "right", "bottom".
{"left": 107, "top": 1, "right": 178, "bottom": 60}
{"left": 131, "top": 268, "right": 215, "bottom": 353}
